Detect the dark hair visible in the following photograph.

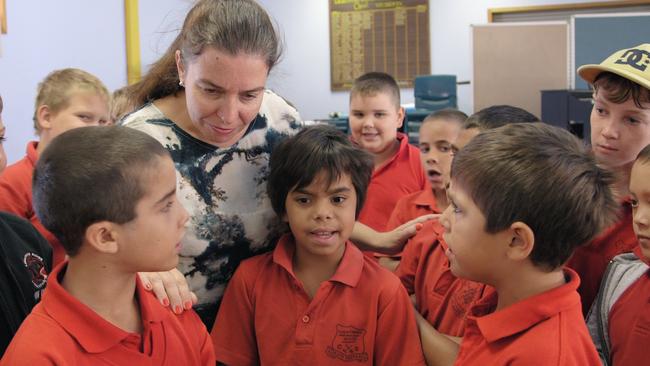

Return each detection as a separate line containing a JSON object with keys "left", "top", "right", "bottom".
{"left": 129, "top": 0, "right": 281, "bottom": 105}
{"left": 350, "top": 72, "right": 401, "bottom": 108}
{"left": 594, "top": 72, "right": 650, "bottom": 109}
{"left": 424, "top": 108, "right": 468, "bottom": 125}
{"left": 32, "top": 126, "right": 170, "bottom": 256}
{"left": 268, "top": 124, "right": 373, "bottom": 218}
{"left": 452, "top": 123, "right": 617, "bottom": 270}
{"left": 464, "top": 105, "right": 540, "bottom": 131}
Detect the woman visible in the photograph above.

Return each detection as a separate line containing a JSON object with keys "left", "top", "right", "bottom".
{"left": 123, "top": 0, "right": 301, "bottom": 328}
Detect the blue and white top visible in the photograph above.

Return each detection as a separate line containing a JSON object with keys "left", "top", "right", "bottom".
{"left": 122, "top": 90, "right": 302, "bottom": 326}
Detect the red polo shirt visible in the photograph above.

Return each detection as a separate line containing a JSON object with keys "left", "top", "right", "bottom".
{"left": 358, "top": 133, "right": 426, "bottom": 231}
{"left": 454, "top": 269, "right": 600, "bottom": 365}
{"left": 211, "top": 234, "right": 425, "bottom": 366}
{"left": 608, "top": 249, "right": 650, "bottom": 366}
{"left": 0, "top": 262, "right": 215, "bottom": 365}
{"left": 0, "top": 141, "right": 65, "bottom": 265}
{"left": 568, "top": 199, "right": 638, "bottom": 314}
{"left": 383, "top": 188, "right": 442, "bottom": 259}
{"left": 396, "top": 222, "right": 487, "bottom": 336}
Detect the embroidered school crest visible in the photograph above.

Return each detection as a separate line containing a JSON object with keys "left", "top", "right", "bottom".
{"left": 326, "top": 324, "right": 369, "bottom": 362}
{"left": 23, "top": 252, "right": 47, "bottom": 289}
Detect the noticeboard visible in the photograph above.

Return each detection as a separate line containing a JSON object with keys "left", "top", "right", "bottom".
{"left": 329, "top": 0, "right": 430, "bottom": 90}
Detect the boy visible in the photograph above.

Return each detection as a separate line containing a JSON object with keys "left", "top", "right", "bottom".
{"left": 587, "top": 144, "right": 650, "bottom": 366}
{"left": 417, "top": 123, "right": 616, "bottom": 365}
{"left": 378, "top": 109, "right": 466, "bottom": 271}
{"left": 348, "top": 72, "right": 427, "bottom": 232}
{"left": 0, "top": 127, "right": 214, "bottom": 365}
{"left": 568, "top": 44, "right": 650, "bottom": 314}
{"left": 0, "top": 68, "right": 110, "bottom": 266}
{"left": 211, "top": 125, "right": 425, "bottom": 365}
{"left": 395, "top": 105, "right": 539, "bottom": 335}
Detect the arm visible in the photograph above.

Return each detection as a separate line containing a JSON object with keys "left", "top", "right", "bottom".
{"left": 351, "top": 214, "right": 438, "bottom": 254}
{"left": 415, "top": 311, "right": 459, "bottom": 366}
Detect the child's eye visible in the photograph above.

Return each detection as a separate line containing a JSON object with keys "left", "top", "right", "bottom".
{"left": 0, "top": 136, "right": 6, "bottom": 144}
{"left": 419, "top": 145, "right": 430, "bottom": 153}
{"left": 595, "top": 107, "right": 606, "bottom": 116}
{"left": 331, "top": 196, "right": 346, "bottom": 204}
{"left": 241, "top": 93, "right": 259, "bottom": 102}
{"left": 162, "top": 201, "right": 174, "bottom": 212}
{"left": 630, "top": 198, "right": 639, "bottom": 208}
{"left": 78, "top": 114, "right": 92, "bottom": 122}
{"left": 202, "top": 87, "right": 218, "bottom": 95}
{"left": 295, "top": 197, "right": 310, "bottom": 204}
{"left": 625, "top": 117, "right": 641, "bottom": 125}
{"left": 451, "top": 200, "right": 461, "bottom": 214}
{"left": 437, "top": 143, "right": 451, "bottom": 153}
{"left": 374, "top": 112, "right": 385, "bottom": 118}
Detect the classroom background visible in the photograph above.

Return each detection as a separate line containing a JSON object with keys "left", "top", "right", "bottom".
{"left": 0, "top": 0, "right": 647, "bottom": 164}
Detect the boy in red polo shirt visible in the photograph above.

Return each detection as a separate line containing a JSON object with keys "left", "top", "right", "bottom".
{"left": 417, "top": 123, "right": 616, "bottom": 365}
{"left": 0, "top": 68, "right": 110, "bottom": 266}
{"left": 0, "top": 127, "right": 214, "bottom": 365}
{"left": 396, "top": 105, "right": 541, "bottom": 333}
{"left": 587, "top": 144, "right": 650, "bottom": 365}
{"left": 211, "top": 124, "right": 425, "bottom": 365}
{"left": 348, "top": 72, "right": 427, "bottom": 233}
{"left": 568, "top": 44, "right": 650, "bottom": 314}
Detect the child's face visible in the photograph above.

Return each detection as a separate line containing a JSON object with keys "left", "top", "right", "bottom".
{"left": 117, "top": 156, "right": 189, "bottom": 272}
{"left": 418, "top": 119, "right": 460, "bottom": 191}
{"left": 43, "top": 91, "right": 110, "bottom": 140}
{"left": 590, "top": 90, "right": 650, "bottom": 170}
{"left": 283, "top": 171, "right": 357, "bottom": 261}
{"left": 0, "top": 113, "right": 6, "bottom": 173}
{"left": 440, "top": 180, "right": 510, "bottom": 284}
{"left": 349, "top": 93, "right": 404, "bottom": 155}
{"left": 452, "top": 127, "right": 480, "bottom": 152}
{"left": 629, "top": 160, "right": 650, "bottom": 261}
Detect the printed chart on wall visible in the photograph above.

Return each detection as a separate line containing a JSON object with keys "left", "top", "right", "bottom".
{"left": 329, "top": 0, "right": 430, "bottom": 91}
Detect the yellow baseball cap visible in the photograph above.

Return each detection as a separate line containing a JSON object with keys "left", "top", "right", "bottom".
{"left": 577, "top": 44, "right": 650, "bottom": 89}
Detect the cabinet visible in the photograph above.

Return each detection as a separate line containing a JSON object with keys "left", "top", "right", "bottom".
{"left": 541, "top": 90, "right": 593, "bottom": 143}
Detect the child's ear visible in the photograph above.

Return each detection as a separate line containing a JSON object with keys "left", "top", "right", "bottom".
{"left": 397, "top": 106, "right": 405, "bottom": 128}
{"left": 505, "top": 221, "right": 534, "bottom": 261}
{"left": 85, "top": 222, "right": 119, "bottom": 254}
{"left": 35, "top": 105, "right": 53, "bottom": 131}
{"left": 175, "top": 50, "right": 186, "bottom": 85}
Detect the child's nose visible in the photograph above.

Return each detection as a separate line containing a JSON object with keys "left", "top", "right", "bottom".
{"left": 313, "top": 201, "right": 333, "bottom": 220}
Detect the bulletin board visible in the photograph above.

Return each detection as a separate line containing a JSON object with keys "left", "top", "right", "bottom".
{"left": 329, "top": 0, "right": 430, "bottom": 91}
{"left": 472, "top": 22, "right": 569, "bottom": 117}
{"left": 572, "top": 13, "right": 650, "bottom": 89}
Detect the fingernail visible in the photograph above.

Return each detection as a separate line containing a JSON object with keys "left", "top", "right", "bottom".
{"left": 174, "top": 305, "right": 182, "bottom": 314}
{"left": 162, "top": 298, "right": 170, "bottom": 307}
{"left": 415, "top": 223, "right": 423, "bottom": 230}
{"left": 184, "top": 301, "right": 193, "bottom": 310}
{"left": 144, "top": 283, "right": 152, "bottom": 290}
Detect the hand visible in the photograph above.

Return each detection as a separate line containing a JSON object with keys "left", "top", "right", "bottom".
{"left": 379, "top": 214, "right": 439, "bottom": 255}
{"left": 138, "top": 269, "right": 197, "bottom": 314}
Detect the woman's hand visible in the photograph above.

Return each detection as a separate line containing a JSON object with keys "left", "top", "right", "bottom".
{"left": 139, "top": 269, "right": 197, "bottom": 314}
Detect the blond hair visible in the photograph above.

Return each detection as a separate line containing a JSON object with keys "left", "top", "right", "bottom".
{"left": 33, "top": 68, "right": 110, "bottom": 132}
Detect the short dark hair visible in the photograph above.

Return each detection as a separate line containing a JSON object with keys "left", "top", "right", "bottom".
{"left": 424, "top": 108, "right": 468, "bottom": 125}
{"left": 268, "top": 124, "right": 373, "bottom": 218}
{"left": 452, "top": 123, "right": 617, "bottom": 270}
{"left": 465, "top": 105, "right": 539, "bottom": 131}
{"left": 594, "top": 72, "right": 650, "bottom": 109}
{"left": 350, "top": 72, "right": 401, "bottom": 109}
{"left": 33, "top": 126, "right": 170, "bottom": 256}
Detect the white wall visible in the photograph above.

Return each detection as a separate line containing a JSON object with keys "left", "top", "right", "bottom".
{"left": 0, "top": 0, "right": 601, "bottom": 163}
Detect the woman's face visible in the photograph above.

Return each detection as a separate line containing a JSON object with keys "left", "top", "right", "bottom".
{"left": 177, "top": 47, "right": 269, "bottom": 147}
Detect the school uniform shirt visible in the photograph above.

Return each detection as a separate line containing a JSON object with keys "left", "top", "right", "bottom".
{"left": 358, "top": 133, "right": 426, "bottom": 232}
{"left": 122, "top": 90, "right": 302, "bottom": 328}
{"left": 454, "top": 269, "right": 600, "bottom": 365}
{"left": 395, "top": 221, "right": 487, "bottom": 337}
{"left": 568, "top": 198, "right": 638, "bottom": 314}
{"left": 383, "top": 187, "right": 442, "bottom": 259}
{"left": 608, "top": 248, "right": 650, "bottom": 366}
{"left": 211, "top": 234, "right": 426, "bottom": 366}
{"left": 0, "top": 262, "right": 215, "bottom": 366}
{"left": 0, "top": 141, "right": 65, "bottom": 265}
{"left": 0, "top": 212, "right": 52, "bottom": 357}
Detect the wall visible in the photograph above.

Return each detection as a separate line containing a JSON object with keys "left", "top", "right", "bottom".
{"left": 0, "top": 0, "right": 602, "bottom": 163}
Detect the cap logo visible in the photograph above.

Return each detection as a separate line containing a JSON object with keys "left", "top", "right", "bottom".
{"left": 614, "top": 48, "right": 650, "bottom": 72}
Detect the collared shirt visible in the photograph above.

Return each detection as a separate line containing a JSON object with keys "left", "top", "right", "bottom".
{"left": 455, "top": 269, "right": 600, "bottom": 365}
{"left": 0, "top": 141, "right": 65, "bottom": 265}
{"left": 609, "top": 266, "right": 650, "bottom": 365}
{"left": 568, "top": 198, "right": 638, "bottom": 314}
{"left": 211, "top": 234, "right": 425, "bottom": 366}
{"left": 0, "top": 263, "right": 215, "bottom": 365}
{"left": 358, "top": 133, "right": 427, "bottom": 232}
{"left": 396, "top": 222, "right": 487, "bottom": 336}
